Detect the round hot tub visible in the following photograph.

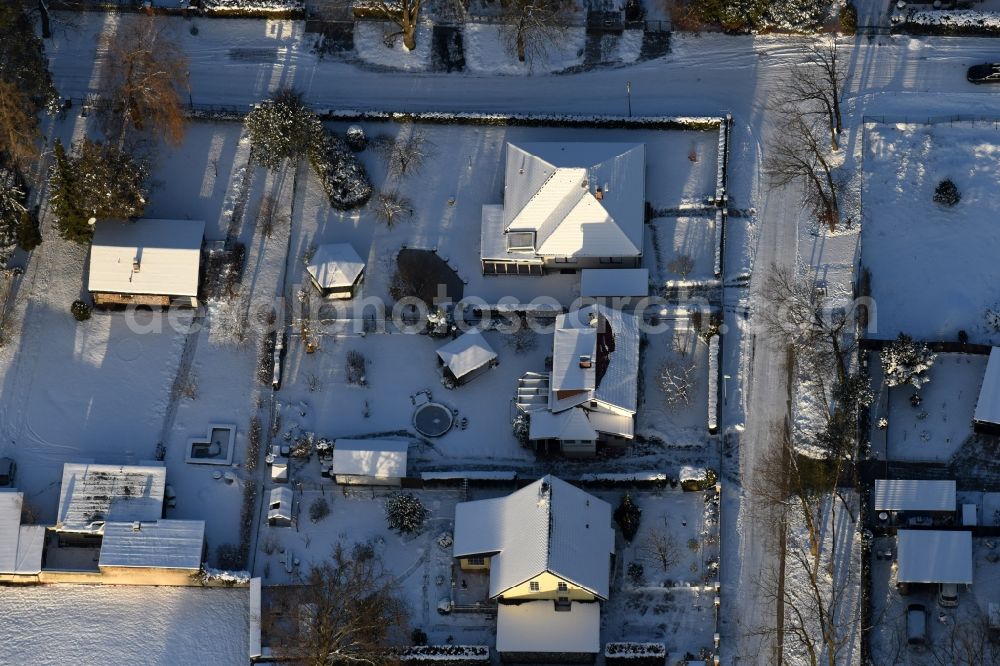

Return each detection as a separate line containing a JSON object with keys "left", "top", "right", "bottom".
{"left": 413, "top": 402, "right": 454, "bottom": 438}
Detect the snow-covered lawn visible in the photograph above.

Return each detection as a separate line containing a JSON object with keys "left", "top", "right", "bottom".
{"left": 0, "top": 585, "right": 250, "bottom": 665}
{"left": 647, "top": 215, "right": 718, "bottom": 285}
{"left": 862, "top": 122, "right": 1000, "bottom": 344}
{"left": 869, "top": 352, "right": 985, "bottom": 463}
{"left": 461, "top": 24, "right": 585, "bottom": 75}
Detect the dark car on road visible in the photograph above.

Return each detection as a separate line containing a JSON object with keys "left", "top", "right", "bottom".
{"left": 968, "top": 63, "right": 1000, "bottom": 84}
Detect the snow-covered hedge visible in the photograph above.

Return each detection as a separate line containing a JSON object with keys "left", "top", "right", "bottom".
{"left": 200, "top": 0, "right": 304, "bottom": 17}
{"left": 398, "top": 645, "right": 490, "bottom": 664}
{"left": 894, "top": 9, "right": 1000, "bottom": 35}
{"left": 198, "top": 567, "right": 251, "bottom": 586}
{"left": 708, "top": 333, "right": 719, "bottom": 433}
{"left": 604, "top": 642, "right": 666, "bottom": 666}
{"left": 319, "top": 110, "right": 726, "bottom": 131}
{"left": 308, "top": 131, "right": 373, "bottom": 210}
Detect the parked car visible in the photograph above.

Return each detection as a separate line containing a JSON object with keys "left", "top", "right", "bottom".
{"left": 938, "top": 582, "right": 960, "bottom": 608}
{"left": 907, "top": 603, "right": 928, "bottom": 649}
{"left": 0, "top": 457, "right": 16, "bottom": 487}
{"left": 968, "top": 63, "right": 1000, "bottom": 84}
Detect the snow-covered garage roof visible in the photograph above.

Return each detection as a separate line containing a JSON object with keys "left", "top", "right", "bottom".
{"left": 89, "top": 219, "right": 205, "bottom": 297}
{"left": 897, "top": 529, "right": 973, "bottom": 584}
{"left": 453, "top": 476, "right": 614, "bottom": 599}
{"left": 975, "top": 347, "right": 1000, "bottom": 425}
{"left": 503, "top": 143, "right": 644, "bottom": 259}
{"left": 99, "top": 520, "right": 205, "bottom": 570}
{"left": 580, "top": 268, "right": 650, "bottom": 297}
{"left": 0, "top": 492, "right": 44, "bottom": 575}
{"left": 332, "top": 439, "right": 408, "bottom": 478}
{"left": 496, "top": 600, "right": 600, "bottom": 654}
{"left": 873, "top": 479, "right": 956, "bottom": 512}
{"left": 56, "top": 463, "right": 166, "bottom": 533}
{"left": 436, "top": 330, "right": 497, "bottom": 380}
{"left": 305, "top": 243, "right": 365, "bottom": 290}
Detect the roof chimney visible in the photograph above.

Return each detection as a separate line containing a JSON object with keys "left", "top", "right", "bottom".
{"left": 131, "top": 521, "right": 142, "bottom": 532}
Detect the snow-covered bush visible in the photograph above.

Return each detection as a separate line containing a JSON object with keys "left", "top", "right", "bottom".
{"left": 436, "top": 531, "right": 453, "bottom": 549}
{"left": 198, "top": 567, "right": 251, "bottom": 586}
{"left": 614, "top": 492, "right": 642, "bottom": 542}
{"left": 200, "top": 0, "right": 304, "bottom": 16}
{"left": 398, "top": 645, "right": 490, "bottom": 664}
{"left": 933, "top": 179, "right": 960, "bottom": 206}
{"left": 385, "top": 492, "right": 427, "bottom": 533}
{"left": 309, "top": 497, "right": 330, "bottom": 522}
{"left": 71, "top": 300, "right": 91, "bottom": 321}
{"left": 346, "top": 125, "right": 368, "bottom": 152}
{"left": 245, "top": 89, "right": 323, "bottom": 170}
{"left": 877, "top": 416, "right": 888, "bottom": 430}
{"left": 604, "top": 641, "right": 666, "bottom": 664}
{"left": 658, "top": 356, "right": 696, "bottom": 407}
{"left": 881, "top": 333, "right": 936, "bottom": 389}
{"left": 308, "top": 130, "right": 373, "bottom": 210}
{"left": 627, "top": 561, "right": 644, "bottom": 585}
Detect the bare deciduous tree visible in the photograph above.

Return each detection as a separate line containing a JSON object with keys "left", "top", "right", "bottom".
{"left": 779, "top": 40, "right": 844, "bottom": 150}
{"left": 658, "top": 356, "right": 697, "bottom": 407}
{"left": 641, "top": 527, "right": 679, "bottom": 573}
{"left": 765, "top": 113, "right": 839, "bottom": 232}
{"left": 363, "top": 0, "right": 424, "bottom": 51}
{"left": 667, "top": 253, "right": 695, "bottom": 279}
{"left": 102, "top": 17, "right": 189, "bottom": 146}
{"left": 372, "top": 190, "right": 413, "bottom": 227}
{"left": 372, "top": 130, "right": 432, "bottom": 179}
{"left": 499, "top": 0, "right": 575, "bottom": 66}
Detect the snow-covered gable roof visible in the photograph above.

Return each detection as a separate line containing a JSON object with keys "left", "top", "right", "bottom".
{"left": 496, "top": 600, "right": 600, "bottom": 654}
{"left": 306, "top": 243, "right": 366, "bottom": 290}
{"left": 528, "top": 408, "right": 597, "bottom": 441}
{"left": 0, "top": 492, "right": 44, "bottom": 575}
{"left": 580, "top": 268, "right": 650, "bottom": 297}
{"left": 550, "top": 304, "right": 640, "bottom": 414}
{"left": 897, "top": 529, "right": 973, "bottom": 584}
{"left": 89, "top": 219, "right": 204, "bottom": 297}
{"left": 98, "top": 520, "right": 205, "bottom": 570}
{"left": 56, "top": 463, "right": 166, "bottom": 533}
{"left": 503, "top": 142, "right": 644, "bottom": 258}
{"left": 874, "top": 479, "right": 956, "bottom": 512}
{"left": 975, "top": 347, "right": 1000, "bottom": 425}
{"left": 332, "top": 439, "right": 408, "bottom": 478}
{"left": 453, "top": 476, "right": 614, "bottom": 599}
{"left": 436, "top": 330, "right": 497, "bottom": 379}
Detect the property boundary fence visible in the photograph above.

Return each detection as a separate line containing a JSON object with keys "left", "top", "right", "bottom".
{"left": 863, "top": 114, "right": 1000, "bottom": 127}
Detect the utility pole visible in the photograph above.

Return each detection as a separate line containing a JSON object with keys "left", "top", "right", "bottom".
{"left": 626, "top": 81, "right": 632, "bottom": 118}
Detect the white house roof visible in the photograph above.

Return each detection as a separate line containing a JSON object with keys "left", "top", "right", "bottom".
{"left": 897, "top": 530, "right": 973, "bottom": 584}
{"left": 453, "top": 476, "right": 614, "bottom": 599}
{"left": 580, "top": 269, "right": 650, "bottom": 298}
{"left": 496, "top": 600, "right": 600, "bottom": 654}
{"left": 332, "top": 439, "right": 408, "bottom": 478}
{"left": 874, "top": 480, "right": 956, "bottom": 513}
{"left": 529, "top": 408, "right": 597, "bottom": 441}
{"left": 0, "top": 492, "right": 44, "bottom": 575}
{"left": 306, "top": 243, "right": 365, "bottom": 290}
{"left": 98, "top": 520, "right": 205, "bottom": 570}
{"left": 89, "top": 219, "right": 205, "bottom": 297}
{"left": 56, "top": 463, "right": 166, "bottom": 533}
{"left": 975, "top": 347, "right": 1000, "bottom": 425}
{"left": 502, "top": 142, "right": 644, "bottom": 259}
{"left": 436, "top": 330, "right": 497, "bottom": 380}
{"left": 551, "top": 327, "right": 596, "bottom": 393}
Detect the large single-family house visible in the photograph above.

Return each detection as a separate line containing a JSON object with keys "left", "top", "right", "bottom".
{"left": 452, "top": 475, "right": 614, "bottom": 661}
{"left": 481, "top": 142, "right": 645, "bottom": 275}
{"left": 516, "top": 304, "right": 640, "bottom": 456}
{"left": 89, "top": 218, "right": 205, "bottom": 308}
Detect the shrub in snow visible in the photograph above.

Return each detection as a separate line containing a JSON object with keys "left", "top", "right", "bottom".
{"left": 245, "top": 89, "right": 322, "bottom": 170}
{"left": 880, "top": 333, "right": 936, "bottom": 389}
{"left": 385, "top": 492, "right": 427, "bottom": 533}
{"left": 614, "top": 492, "right": 642, "bottom": 542}
{"left": 958, "top": 329, "right": 969, "bottom": 344}
{"left": 436, "top": 531, "right": 453, "bottom": 549}
{"left": 71, "top": 300, "right": 91, "bottom": 322}
{"left": 604, "top": 641, "right": 666, "bottom": 666}
{"left": 933, "top": 179, "right": 960, "bottom": 206}
{"left": 346, "top": 125, "right": 368, "bottom": 152}
{"left": 839, "top": 2, "right": 858, "bottom": 34}
{"left": 198, "top": 567, "right": 251, "bottom": 586}
{"left": 411, "top": 628, "right": 428, "bottom": 646}
{"left": 627, "top": 561, "right": 644, "bottom": 585}
{"left": 17, "top": 210, "right": 41, "bottom": 252}
{"left": 309, "top": 497, "right": 330, "bottom": 522}
{"left": 877, "top": 417, "right": 888, "bottom": 430}
{"left": 308, "top": 130, "right": 373, "bottom": 210}
{"left": 201, "top": 0, "right": 304, "bottom": 14}
{"left": 910, "top": 392, "right": 922, "bottom": 408}
{"left": 398, "top": 645, "right": 490, "bottom": 663}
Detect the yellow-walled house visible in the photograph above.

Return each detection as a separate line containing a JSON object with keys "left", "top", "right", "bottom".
{"left": 452, "top": 475, "right": 615, "bottom": 662}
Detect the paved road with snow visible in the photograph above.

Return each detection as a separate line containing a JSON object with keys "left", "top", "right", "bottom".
{"left": 41, "top": 14, "right": 1000, "bottom": 662}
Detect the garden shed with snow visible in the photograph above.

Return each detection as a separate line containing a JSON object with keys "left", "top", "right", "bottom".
{"left": 436, "top": 329, "right": 498, "bottom": 386}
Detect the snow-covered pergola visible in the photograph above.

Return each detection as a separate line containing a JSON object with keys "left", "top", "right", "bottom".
{"left": 974, "top": 347, "right": 1000, "bottom": 435}
{"left": 896, "top": 530, "right": 973, "bottom": 584}
{"left": 436, "top": 329, "right": 498, "bottom": 385}
{"left": 305, "top": 243, "right": 366, "bottom": 299}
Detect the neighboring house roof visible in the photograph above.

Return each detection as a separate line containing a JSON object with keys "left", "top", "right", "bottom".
{"left": 332, "top": 439, "right": 408, "bottom": 478}
{"left": 436, "top": 330, "right": 498, "bottom": 380}
{"left": 98, "top": 520, "right": 205, "bottom": 570}
{"left": 306, "top": 243, "right": 365, "bottom": 290}
{"left": 0, "top": 492, "right": 44, "bottom": 575}
{"left": 56, "top": 463, "right": 166, "bottom": 533}
{"left": 452, "top": 475, "right": 614, "bottom": 599}
{"left": 975, "top": 347, "right": 1000, "bottom": 425}
{"left": 528, "top": 408, "right": 597, "bottom": 441}
{"left": 502, "top": 142, "right": 645, "bottom": 259}
{"left": 89, "top": 219, "right": 205, "bottom": 297}
{"left": 496, "top": 600, "right": 600, "bottom": 654}
{"left": 873, "top": 479, "right": 956, "bottom": 513}
{"left": 580, "top": 268, "right": 650, "bottom": 297}
{"left": 896, "top": 529, "right": 973, "bottom": 584}
{"left": 550, "top": 304, "right": 640, "bottom": 415}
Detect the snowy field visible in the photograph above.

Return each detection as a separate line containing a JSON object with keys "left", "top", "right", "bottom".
{"left": 869, "top": 352, "right": 986, "bottom": 463}
{"left": 0, "top": 585, "right": 250, "bottom": 665}
{"left": 862, "top": 122, "right": 1000, "bottom": 344}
